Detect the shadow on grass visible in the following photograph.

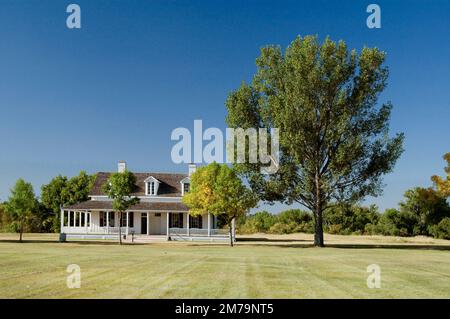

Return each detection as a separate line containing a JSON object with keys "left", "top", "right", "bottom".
{"left": 238, "top": 237, "right": 310, "bottom": 243}
{"left": 2, "top": 238, "right": 450, "bottom": 251}
{"left": 0, "top": 239, "right": 128, "bottom": 246}
{"left": 252, "top": 243, "right": 450, "bottom": 251}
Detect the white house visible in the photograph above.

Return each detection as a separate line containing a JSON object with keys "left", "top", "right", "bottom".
{"left": 60, "top": 162, "right": 233, "bottom": 241}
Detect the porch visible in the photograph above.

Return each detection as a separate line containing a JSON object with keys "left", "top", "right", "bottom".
{"left": 60, "top": 209, "right": 233, "bottom": 241}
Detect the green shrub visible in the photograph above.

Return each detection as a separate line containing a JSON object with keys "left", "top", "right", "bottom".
{"left": 324, "top": 204, "right": 380, "bottom": 235}
{"left": 278, "top": 209, "right": 312, "bottom": 224}
{"left": 428, "top": 218, "right": 450, "bottom": 239}
{"left": 237, "top": 210, "right": 277, "bottom": 234}
{"left": 269, "top": 222, "right": 295, "bottom": 234}
{"left": 374, "top": 208, "right": 418, "bottom": 236}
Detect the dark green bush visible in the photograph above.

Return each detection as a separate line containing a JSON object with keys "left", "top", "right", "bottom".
{"left": 428, "top": 218, "right": 450, "bottom": 239}
{"left": 278, "top": 209, "right": 312, "bottom": 224}
{"left": 324, "top": 205, "right": 380, "bottom": 235}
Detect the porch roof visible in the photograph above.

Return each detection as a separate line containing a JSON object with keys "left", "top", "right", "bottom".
{"left": 64, "top": 200, "right": 189, "bottom": 212}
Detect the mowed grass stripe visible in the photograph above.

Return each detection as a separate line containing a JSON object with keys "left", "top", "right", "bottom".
{"left": 1, "top": 235, "right": 450, "bottom": 298}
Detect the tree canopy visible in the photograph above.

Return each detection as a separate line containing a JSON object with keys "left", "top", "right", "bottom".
{"left": 41, "top": 171, "right": 96, "bottom": 232}
{"left": 432, "top": 152, "right": 450, "bottom": 197}
{"left": 182, "top": 163, "right": 257, "bottom": 246}
{"left": 5, "top": 179, "right": 38, "bottom": 242}
{"left": 102, "top": 170, "right": 140, "bottom": 244}
{"left": 226, "top": 35, "right": 404, "bottom": 246}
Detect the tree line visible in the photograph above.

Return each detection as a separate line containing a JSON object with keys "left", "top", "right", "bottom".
{"left": 1, "top": 36, "right": 449, "bottom": 246}
{"left": 237, "top": 153, "right": 450, "bottom": 239}
{"left": 0, "top": 172, "right": 95, "bottom": 241}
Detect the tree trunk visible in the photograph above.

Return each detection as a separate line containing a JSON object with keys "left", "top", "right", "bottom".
{"left": 314, "top": 172, "right": 325, "bottom": 247}
{"left": 118, "top": 212, "right": 122, "bottom": 245}
{"left": 19, "top": 216, "right": 24, "bottom": 243}
{"left": 314, "top": 204, "right": 324, "bottom": 247}
{"left": 229, "top": 224, "right": 234, "bottom": 247}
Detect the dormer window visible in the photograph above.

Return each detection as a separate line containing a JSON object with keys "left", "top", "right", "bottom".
{"left": 144, "top": 176, "right": 160, "bottom": 196}
{"left": 180, "top": 177, "right": 190, "bottom": 196}
{"left": 183, "top": 183, "right": 190, "bottom": 194}
{"left": 147, "top": 182, "right": 156, "bottom": 195}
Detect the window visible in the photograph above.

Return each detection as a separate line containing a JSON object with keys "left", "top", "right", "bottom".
{"left": 169, "top": 213, "right": 184, "bottom": 228}
{"left": 100, "top": 211, "right": 106, "bottom": 227}
{"left": 108, "top": 212, "right": 115, "bottom": 227}
{"left": 100, "top": 212, "right": 114, "bottom": 227}
{"left": 183, "top": 183, "right": 190, "bottom": 194}
{"left": 75, "top": 212, "right": 80, "bottom": 226}
{"left": 86, "top": 213, "right": 90, "bottom": 227}
{"left": 146, "top": 182, "right": 156, "bottom": 195}
{"left": 189, "top": 215, "right": 202, "bottom": 228}
{"left": 120, "top": 212, "right": 134, "bottom": 227}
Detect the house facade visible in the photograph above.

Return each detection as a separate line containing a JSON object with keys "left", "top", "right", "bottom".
{"left": 60, "top": 162, "right": 232, "bottom": 241}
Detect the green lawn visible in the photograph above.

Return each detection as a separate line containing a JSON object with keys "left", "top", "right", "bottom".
{"left": 1, "top": 233, "right": 450, "bottom": 298}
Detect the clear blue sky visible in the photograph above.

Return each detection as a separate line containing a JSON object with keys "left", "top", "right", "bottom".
{"left": 0, "top": 0, "right": 449, "bottom": 213}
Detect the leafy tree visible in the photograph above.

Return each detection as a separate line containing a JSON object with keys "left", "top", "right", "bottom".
{"left": 325, "top": 204, "right": 380, "bottom": 235}
{"left": 41, "top": 171, "right": 95, "bottom": 232}
{"left": 432, "top": 153, "right": 450, "bottom": 197}
{"left": 4, "top": 179, "right": 38, "bottom": 242}
{"left": 376, "top": 208, "right": 420, "bottom": 237}
{"left": 238, "top": 210, "right": 277, "bottom": 233}
{"left": 41, "top": 175, "right": 68, "bottom": 232}
{"left": 399, "top": 187, "right": 450, "bottom": 235}
{"left": 183, "top": 163, "right": 257, "bottom": 246}
{"left": 428, "top": 217, "right": 450, "bottom": 239}
{"left": 278, "top": 209, "right": 312, "bottom": 225}
{"left": 226, "top": 35, "right": 404, "bottom": 246}
{"left": 250, "top": 211, "right": 277, "bottom": 232}
{"left": 102, "top": 170, "right": 139, "bottom": 245}
{"left": 64, "top": 171, "right": 96, "bottom": 205}
{"left": 0, "top": 202, "right": 5, "bottom": 231}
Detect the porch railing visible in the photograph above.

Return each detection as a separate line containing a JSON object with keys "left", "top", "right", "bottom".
{"left": 61, "top": 226, "right": 134, "bottom": 235}
{"left": 168, "top": 227, "right": 229, "bottom": 237}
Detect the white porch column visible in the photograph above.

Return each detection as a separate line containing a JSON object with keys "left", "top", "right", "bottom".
{"left": 146, "top": 212, "right": 150, "bottom": 236}
{"left": 106, "top": 211, "right": 110, "bottom": 234}
{"left": 84, "top": 211, "right": 88, "bottom": 233}
{"left": 207, "top": 213, "right": 211, "bottom": 237}
{"left": 166, "top": 212, "right": 170, "bottom": 240}
{"left": 126, "top": 212, "right": 129, "bottom": 235}
{"left": 60, "top": 209, "right": 64, "bottom": 232}
{"left": 186, "top": 213, "right": 190, "bottom": 236}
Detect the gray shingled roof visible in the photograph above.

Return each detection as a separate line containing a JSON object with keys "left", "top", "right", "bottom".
{"left": 64, "top": 200, "right": 189, "bottom": 212}
{"left": 90, "top": 172, "right": 188, "bottom": 197}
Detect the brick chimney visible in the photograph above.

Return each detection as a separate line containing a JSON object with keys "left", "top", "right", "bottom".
{"left": 188, "top": 163, "right": 196, "bottom": 176}
{"left": 118, "top": 161, "right": 127, "bottom": 173}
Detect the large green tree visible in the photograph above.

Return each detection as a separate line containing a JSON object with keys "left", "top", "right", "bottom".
{"left": 102, "top": 170, "right": 139, "bottom": 245}
{"left": 226, "top": 35, "right": 404, "bottom": 246}
{"left": 41, "top": 171, "right": 95, "bottom": 232}
{"left": 5, "top": 179, "right": 38, "bottom": 242}
{"left": 431, "top": 153, "right": 450, "bottom": 197}
{"left": 0, "top": 202, "right": 5, "bottom": 231}
{"left": 182, "top": 163, "right": 257, "bottom": 246}
{"left": 399, "top": 187, "right": 450, "bottom": 235}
